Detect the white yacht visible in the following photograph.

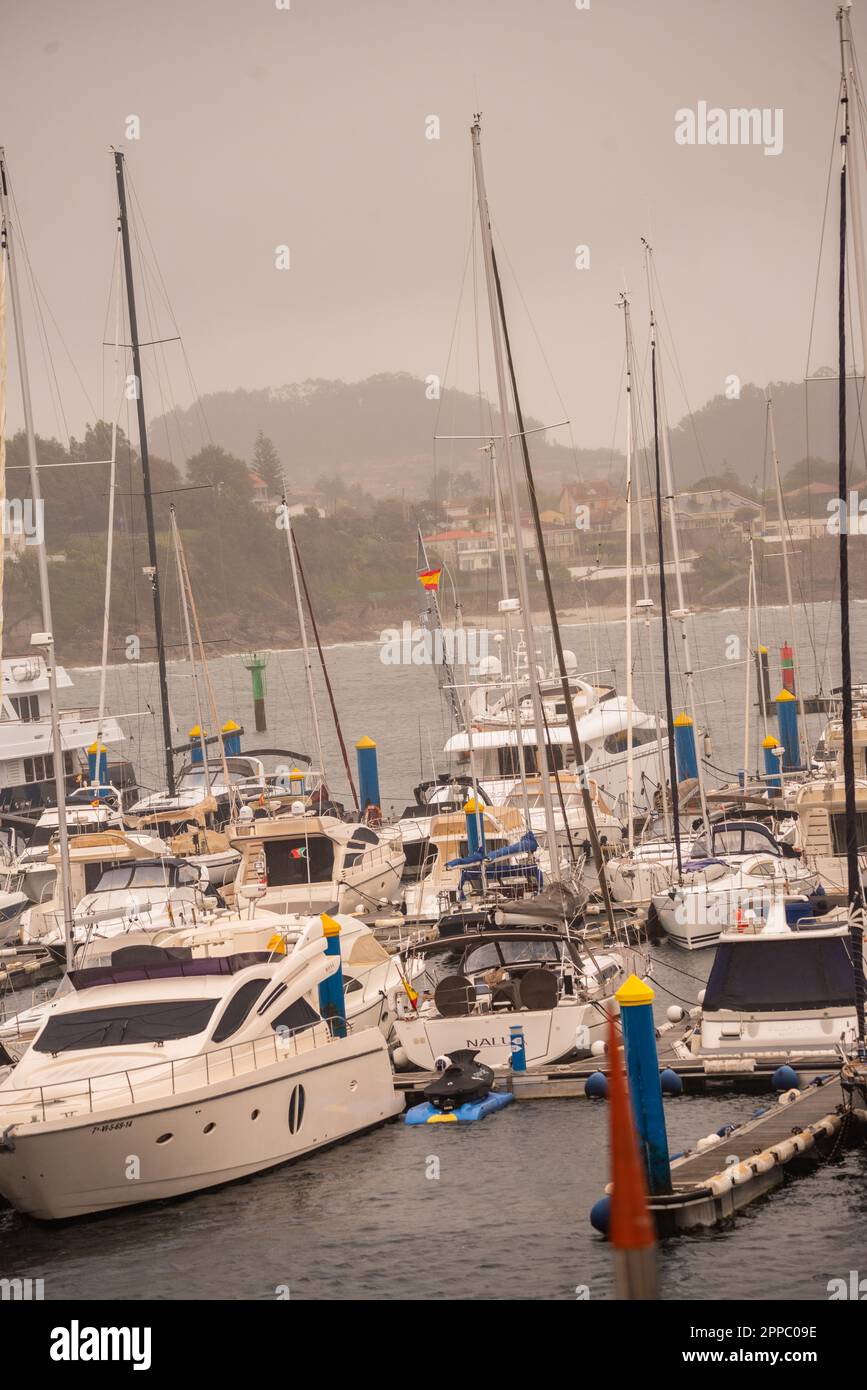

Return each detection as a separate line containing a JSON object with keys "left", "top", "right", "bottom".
{"left": 0, "top": 655, "right": 128, "bottom": 815}
{"left": 443, "top": 654, "right": 666, "bottom": 819}
{"left": 0, "top": 933, "right": 402, "bottom": 1219}
{"left": 607, "top": 817, "right": 794, "bottom": 910}
{"left": 0, "top": 908, "right": 423, "bottom": 1058}
{"left": 652, "top": 852, "right": 823, "bottom": 951}
{"left": 671, "top": 917, "right": 860, "bottom": 1060}
{"left": 229, "top": 807, "right": 406, "bottom": 916}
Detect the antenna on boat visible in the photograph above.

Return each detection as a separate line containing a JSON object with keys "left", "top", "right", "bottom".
{"left": 280, "top": 479, "right": 326, "bottom": 791}
{"left": 113, "top": 150, "right": 176, "bottom": 797}
{"left": 0, "top": 149, "right": 75, "bottom": 966}
{"left": 836, "top": 0, "right": 866, "bottom": 1054}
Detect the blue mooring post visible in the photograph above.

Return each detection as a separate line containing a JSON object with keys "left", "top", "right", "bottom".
{"left": 775, "top": 690, "right": 799, "bottom": 771}
{"left": 673, "top": 712, "right": 698, "bottom": 782}
{"left": 763, "top": 734, "right": 782, "bottom": 794}
{"left": 616, "top": 975, "right": 672, "bottom": 1195}
{"left": 464, "top": 796, "right": 486, "bottom": 856}
{"left": 356, "top": 736, "right": 381, "bottom": 814}
{"left": 317, "top": 913, "right": 346, "bottom": 1038}
{"left": 510, "top": 1024, "right": 527, "bottom": 1072}
{"left": 221, "top": 719, "right": 242, "bottom": 756}
{"left": 86, "top": 741, "right": 108, "bottom": 787}
{"left": 189, "top": 724, "right": 205, "bottom": 765}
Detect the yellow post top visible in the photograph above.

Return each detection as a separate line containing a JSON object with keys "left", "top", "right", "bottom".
{"left": 615, "top": 973, "right": 656, "bottom": 1007}
{"left": 221, "top": 719, "right": 241, "bottom": 733}
{"left": 762, "top": 734, "right": 781, "bottom": 749}
{"left": 189, "top": 724, "right": 205, "bottom": 739}
{"left": 673, "top": 712, "right": 693, "bottom": 728}
{"left": 289, "top": 767, "right": 305, "bottom": 780}
{"left": 775, "top": 689, "right": 795, "bottom": 703}
{"left": 463, "top": 797, "right": 482, "bottom": 814}
{"left": 356, "top": 736, "right": 377, "bottom": 750}
{"left": 86, "top": 741, "right": 107, "bottom": 755}
{"left": 320, "top": 912, "right": 341, "bottom": 938}
{"left": 758, "top": 645, "right": 768, "bottom": 654}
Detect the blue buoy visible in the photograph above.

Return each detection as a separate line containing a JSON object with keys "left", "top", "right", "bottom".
{"left": 660, "top": 1067, "right": 683, "bottom": 1096}
{"left": 584, "top": 1071, "right": 608, "bottom": 1100}
{"left": 589, "top": 1195, "right": 610, "bottom": 1236}
{"left": 772, "top": 1065, "right": 799, "bottom": 1093}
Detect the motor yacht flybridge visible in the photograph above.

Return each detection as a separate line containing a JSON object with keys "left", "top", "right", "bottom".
{"left": 443, "top": 656, "right": 666, "bottom": 820}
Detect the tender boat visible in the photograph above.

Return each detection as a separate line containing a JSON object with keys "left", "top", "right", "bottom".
{"left": 0, "top": 933, "right": 402, "bottom": 1219}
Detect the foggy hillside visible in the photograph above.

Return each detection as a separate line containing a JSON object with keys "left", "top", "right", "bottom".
{"left": 151, "top": 371, "right": 852, "bottom": 499}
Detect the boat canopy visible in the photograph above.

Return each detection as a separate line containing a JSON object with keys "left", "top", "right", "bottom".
{"left": 704, "top": 934, "right": 856, "bottom": 1013}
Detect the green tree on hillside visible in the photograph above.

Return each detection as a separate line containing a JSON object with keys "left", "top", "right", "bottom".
{"left": 252, "top": 430, "right": 282, "bottom": 496}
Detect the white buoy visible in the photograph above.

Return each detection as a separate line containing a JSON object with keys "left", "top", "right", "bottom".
{"left": 666, "top": 1005, "right": 684, "bottom": 1022}
{"left": 697, "top": 988, "right": 706, "bottom": 1006}
{"left": 590, "top": 1039, "right": 607, "bottom": 1056}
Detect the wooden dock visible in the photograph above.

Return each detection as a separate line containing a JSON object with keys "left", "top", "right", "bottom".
{"left": 649, "top": 1073, "right": 850, "bottom": 1232}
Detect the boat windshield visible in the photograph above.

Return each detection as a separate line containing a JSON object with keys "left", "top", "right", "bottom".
{"left": 418, "top": 937, "right": 570, "bottom": 989}
{"left": 93, "top": 863, "right": 193, "bottom": 893}
{"left": 34, "top": 999, "right": 220, "bottom": 1053}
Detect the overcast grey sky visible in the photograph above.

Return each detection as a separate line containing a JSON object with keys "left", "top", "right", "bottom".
{"left": 0, "top": 0, "right": 855, "bottom": 455}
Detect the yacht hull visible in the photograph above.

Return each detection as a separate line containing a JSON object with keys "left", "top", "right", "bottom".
{"left": 394, "top": 998, "right": 615, "bottom": 1071}
{"left": 0, "top": 1030, "right": 401, "bottom": 1220}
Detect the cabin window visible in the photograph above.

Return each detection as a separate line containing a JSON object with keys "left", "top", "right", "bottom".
{"left": 34, "top": 999, "right": 220, "bottom": 1053}
{"left": 401, "top": 842, "right": 438, "bottom": 882}
{"left": 603, "top": 728, "right": 658, "bottom": 755}
{"left": 271, "top": 996, "right": 319, "bottom": 1036}
{"left": 264, "top": 836, "right": 334, "bottom": 886}
{"left": 832, "top": 812, "right": 867, "bottom": 855}
{"left": 11, "top": 694, "right": 40, "bottom": 722}
{"left": 23, "top": 752, "right": 75, "bottom": 784}
{"left": 211, "top": 978, "right": 270, "bottom": 1043}
{"left": 497, "top": 746, "right": 523, "bottom": 777}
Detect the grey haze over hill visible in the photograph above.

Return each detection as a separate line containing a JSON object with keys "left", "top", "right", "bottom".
{"left": 151, "top": 372, "right": 851, "bottom": 499}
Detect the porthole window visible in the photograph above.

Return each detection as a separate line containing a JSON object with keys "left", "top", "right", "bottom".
{"left": 203, "top": 1122, "right": 216, "bottom": 1134}
{"left": 156, "top": 1133, "right": 173, "bottom": 1145}
{"left": 251, "top": 1109, "right": 260, "bottom": 1121}
{"left": 288, "top": 1083, "right": 306, "bottom": 1134}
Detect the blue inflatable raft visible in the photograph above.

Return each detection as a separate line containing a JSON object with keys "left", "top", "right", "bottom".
{"left": 404, "top": 1092, "right": 514, "bottom": 1124}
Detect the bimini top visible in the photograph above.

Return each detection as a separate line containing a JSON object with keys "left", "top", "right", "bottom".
{"left": 703, "top": 928, "right": 855, "bottom": 1014}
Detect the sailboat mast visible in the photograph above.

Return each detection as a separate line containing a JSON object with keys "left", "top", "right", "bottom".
{"left": 767, "top": 391, "right": 807, "bottom": 762}
{"left": 113, "top": 151, "right": 176, "bottom": 796}
{"left": 0, "top": 150, "right": 74, "bottom": 965}
{"left": 170, "top": 508, "right": 211, "bottom": 816}
{"left": 836, "top": 15, "right": 866, "bottom": 1049}
{"left": 643, "top": 243, "right": 711, "bottom": 840}
{"left": 649, "top": 313, "right": 683, "bottom": 880}
{"left": 620, "top": 293, "right": 635, "bottom": 850}
{"left": 488, "top": 441, "right": 532, "bottom": 830}
{"left": 281, "top": 485, "right": 326, "bottom": 788}
{"left": 472, "top": 118, "right": 616, "bottom": 926}
{"left": 470, "top": 117, "right": 560, "bottom": 876}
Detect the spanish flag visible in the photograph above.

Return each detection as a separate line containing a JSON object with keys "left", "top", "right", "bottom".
{"left": 418, "top": 567, "right": 442, "bottom": 592}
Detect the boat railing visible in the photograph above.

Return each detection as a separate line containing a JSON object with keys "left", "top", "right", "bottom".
{"left": 0, "top": 1016, "right": 345, "bottom": 1125}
